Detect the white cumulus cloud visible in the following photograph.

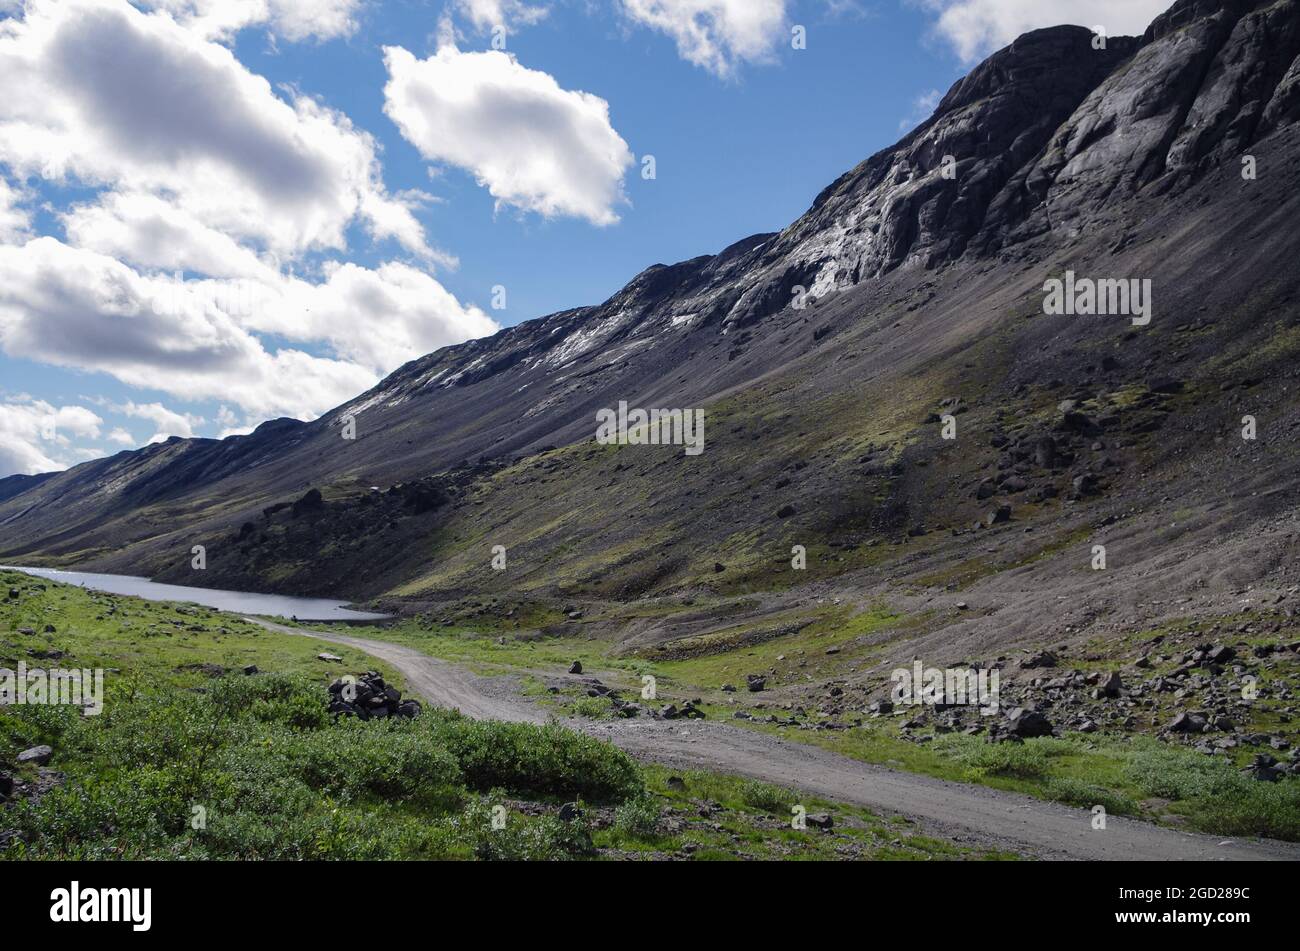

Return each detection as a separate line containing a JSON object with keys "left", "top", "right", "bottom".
{"left": 61, "top": 191, "right": 276, "bottom": 280}
{"left": 618, "top": 0, "right": 789, "bottom": 77}
{"left": 455, "top": 0, "right": 550, "bottom": 32}
{"left": 139, "top": 0, "right": 364, "bottom": 43}
{"left": 0, "top": 237, "right": 497, "bottom": 420}
{"left": 267, "top": 262, "right": 501, "bottom": 375}
{"left": 0, "top": 399, "right": 103, "bottom": 475}
{"left": 383, "top": 43, "right": 634, "bottom": 226}
{"left": 114, "top": 400, "right": 204, "bottom": 442}
{"left": 0, "top": 237, "right": 375, "bottom": 421}
{"left": 0, "top": 176, "right": 30, "bottom": 242}
{"left": 916, "top": 0, "right": 1170, "bottom": 63}
{"left": 0, "top": 0, "right": 433, "bottom": 261}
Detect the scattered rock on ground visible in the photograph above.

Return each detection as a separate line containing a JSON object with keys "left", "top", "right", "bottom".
{"left": 16, "top": 745, "right": 52, "bottom": 766}
{"left": 326, "top": 672, "right": 421, "bottom": 721}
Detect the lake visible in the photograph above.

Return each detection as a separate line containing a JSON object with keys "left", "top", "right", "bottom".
{"left": 0, "top": 567, "right": 389, "bottom": 622}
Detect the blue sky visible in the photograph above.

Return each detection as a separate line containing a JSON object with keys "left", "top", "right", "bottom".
{"left": 0, "top": 0, "right": 1171, "bottom": 476}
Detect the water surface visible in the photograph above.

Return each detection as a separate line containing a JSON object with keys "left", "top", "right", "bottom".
{"left": 0, "top": 566, "right": 388, "bottom": 621}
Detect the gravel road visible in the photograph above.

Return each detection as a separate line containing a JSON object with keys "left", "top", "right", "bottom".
{"left": 251, "top": 618, "right": 1300, "bottom": 861}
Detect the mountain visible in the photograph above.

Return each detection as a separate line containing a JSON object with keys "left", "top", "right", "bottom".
{"left": 0, "top": 471, "right": 56, "bottom": 505}
{"left": 3, "top": 0, "right": 1300, "bottom": 642}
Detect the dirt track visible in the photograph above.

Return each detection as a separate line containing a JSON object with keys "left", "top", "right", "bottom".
{"left": 252, "top": 618, "right": 1300, "bottom": 862}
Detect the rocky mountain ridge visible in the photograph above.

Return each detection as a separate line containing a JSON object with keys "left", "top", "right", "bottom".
{"left": 2, "top": 0, "right": 1299, "bottom": 612}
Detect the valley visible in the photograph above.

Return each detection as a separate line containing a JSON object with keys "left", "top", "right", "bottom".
{"left": 4, "top": 0, "right": 1300, "bottom": 864}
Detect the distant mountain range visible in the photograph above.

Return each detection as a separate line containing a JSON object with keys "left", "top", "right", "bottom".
{"left": 4, "top": 0, "right": 1299, "bottom": 617}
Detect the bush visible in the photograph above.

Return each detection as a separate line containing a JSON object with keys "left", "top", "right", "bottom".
{"left": 457, "top": 795, "right": 594, "bottom": 861}
{"left": 431, "top": 715, "right": 643, "bottom": 803}
{"left": 10, "top": 767, "right": 186, "bottom": 858}
{"left": 1, "top": 674, "right": 645, "bottom": 860}
{"left": 931, "top": 734, "right": 1051, "bottom": 779}
{"left": 740, "top": 779, "right": 793, "bottom": 812}
{"left": 267, "top": 719, "right": 462, "bottom": 800}
{"left": 1043, "top": 777, "right": 1136, "bottom": 815}
{"left": 570, "top": 696, "right": 612, "bottom": 719}
{"left": 1123, "top": 744, "right": 1240, "bottom": 800}
{"left": 1125, "top": 743, "right": 1300, "bottom": 839}
{"left": 1190, "top": 779, "right": 1300, "bottom": 840}
{"left": 210, "top": 674, "right": 329, "bottom": 730}
{"left": 614, "top": 794, "right": 662, "bottom": 839}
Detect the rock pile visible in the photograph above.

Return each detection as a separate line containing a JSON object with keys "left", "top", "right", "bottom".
{"left": 582, "top": 678, "right": 642, "bottom": 718}
{"left": 327, "top": 672, "right": 422, "bottom": 720}
{"left": 660, "top": 700, "right": 705, "bottom": 721}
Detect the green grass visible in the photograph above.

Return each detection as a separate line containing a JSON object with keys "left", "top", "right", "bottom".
{"left": 727, "top": 718, "right": 1298, "bottom": 839}
{"left": 1123, "top": 742, "right": 1300, "bottom": 840}
{"left": 0, "top": 570, "right": 396, "bottom": 689}
{"left": 0, "top": 666, "right": 643, "bottom": 860}
{"left": 654, "top": 604, "right": 899, "bottom": 689}
{"left": 0, "top": 570, "right": 1010, "bottom": 860}
{"left": 287, "top": 595, "right": 1300, "bottom": 842}
{"left": 595, "top": 766, "right": 1015, "bottom": 861}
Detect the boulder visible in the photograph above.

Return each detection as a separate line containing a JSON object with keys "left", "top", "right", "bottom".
{"left": 746, "top": 674, "right": 767, "bottom": 692}
{"left": 1019, "top": 650, "right": 1058, "bottom": 669}
{"left": 1205, "top": 645, "right": 1235, "bottom": 665}
{"left": 1169, "top": 711, "right": 1210, "bottom": 733}
{"left": 568, "top": 660, "right": 583, "bottom": 675}
{"left": 1071, "top": 473, "right": 1099, "bottom": 497}
{"left": 986, "top": 504, "right": 1012, "bottom": 527}
{"left": 16, "top": 745, "right": 52, "bottom": 766}
{"left": 1005, "top": 709, "right": 1054, "bottom": 738}
{"left": 1244, "top": 755, "right": 1282, "bottom": 782}
{"left": 558, "top": 802, "right": 583, "bottom": 823}
{"left": 1061, "top": 412, "right": 1100, "bottom": 436}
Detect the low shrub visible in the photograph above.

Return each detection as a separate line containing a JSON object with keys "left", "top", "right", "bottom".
{"left": 431, "top": 715, "right": 643, "bottom": 803}
{"left": 739, "top": 779, "right": 794, "bottom": 812}
{"left": 457, "top": 794, "right": 594, "bottom": 861}
{"left": 1043, "top": 777, "right": 1136, "bottom": 815}
{"left": 931, "top": 734, "right": 1051, "bottom": 779}
{"left": 614, "top": 794, "right": 662, "bottom": 839}
{"left": 267, "top": 719, "right": 463, "bottom": 800}
{"left": 2, "top": 676, "right": 642, "bottom": 860}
